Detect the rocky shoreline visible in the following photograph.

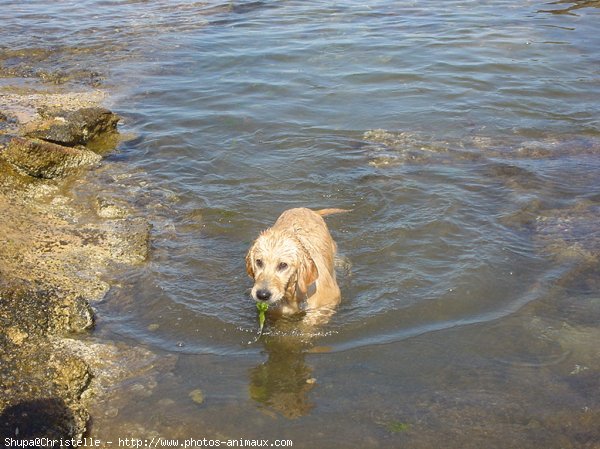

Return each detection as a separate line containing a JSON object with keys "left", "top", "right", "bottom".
{"left": 0, "top": 89, "right": 150, "bottom": 441}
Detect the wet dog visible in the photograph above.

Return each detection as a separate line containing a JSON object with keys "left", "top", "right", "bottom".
{"left": 246, "top": 208, "right": 347, "bottom": 324}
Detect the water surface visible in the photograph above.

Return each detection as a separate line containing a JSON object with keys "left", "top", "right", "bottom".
{"left": 2, "top": 1, "right": 599, "bottom": 447}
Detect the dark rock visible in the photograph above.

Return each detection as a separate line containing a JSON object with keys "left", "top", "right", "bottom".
{"left": 0, "top": 398, "right": 81, "bottom": 441}
{"left": 0, "top": 281, "right": 94, "bottom": 440}
{"left": 25, "top": 107, "right": 119, "bottom": 147}
{"left": 0, "top": 338, "right": 90, "bottom": 441}
{"left": 0, "top": 287, "right": 51, "bottom": 340}
{"left": 1, "top": 136, "right": 101, "bottom": 178}
{"left": 0, "top": 283, "right": 95, "bottom": 339}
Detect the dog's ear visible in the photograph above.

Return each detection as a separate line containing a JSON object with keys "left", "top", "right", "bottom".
{"left": 245, "top": 246, "right": 255, "bottom": 279}
{"left": 298, "top": 251, "right": 318, "bottom": 294}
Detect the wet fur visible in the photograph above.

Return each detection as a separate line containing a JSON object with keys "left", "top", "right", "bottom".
{"left": 246, "top": 208, "right": 347, "bottom": 324}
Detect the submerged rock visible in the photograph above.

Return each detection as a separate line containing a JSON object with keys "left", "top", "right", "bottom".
{"left": 104, "top": 218, "right": 152, "bottom": 264}
{"left": 189, "top": 389, "right": 205, "bottom": 405}
{"left": 534, "top": 203, "right": 600, "bottom": 264}
{"left": 2, "top": 136, "right": 101, "bottom": 179}
{"left": 363, "top": 129, "right": 451, "bottom": 167}
{"left": 24, "top": 107, "right": 120, "bottom": 147}
{"left": 95, "top": 196, "right": 129, "bottom": 219}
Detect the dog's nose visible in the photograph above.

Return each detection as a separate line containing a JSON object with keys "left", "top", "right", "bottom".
{"left": 256, "top": 289, "right": 272, "bottom": 301}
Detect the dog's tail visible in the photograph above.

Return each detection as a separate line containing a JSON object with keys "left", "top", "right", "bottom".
{"left": 315, "top": 208, "right": 352, "bottom": 217}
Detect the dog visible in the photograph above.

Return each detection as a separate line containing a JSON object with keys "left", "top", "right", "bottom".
{"left": 246, "top": 207, "right": 348, "bottom": 324}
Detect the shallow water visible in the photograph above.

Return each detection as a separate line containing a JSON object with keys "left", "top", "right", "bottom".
{"left": 2, "top": 1, "right": 600, "bottom": 447}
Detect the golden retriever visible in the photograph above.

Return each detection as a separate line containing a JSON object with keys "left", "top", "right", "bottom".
{"left": 246, "top": 207, "right": 348, "bottom": 324}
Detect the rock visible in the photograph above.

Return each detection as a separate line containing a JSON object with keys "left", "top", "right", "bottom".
{"left": 5, "top": 327, "right": 28, "bottom": 345}
{"left": 534, "top": 203, "right": 600, "bottom": 263}
{"left": 0, "top": 283, "right": 95, "bottom": 338}
{"left": 49, "top": 351, "right": 93, "bottom": 398}
{"left": 0, "top": 397, "right": 86, "bottom": 441}
{"left": 0, "top": 92, "right": 153, "bottom": 443}
{"left": 24, "top": 107, "right": 120, "bottom": 147}
{"left": 0, "top": 112, "right": 17, "bottom": 134}
{"left": 95, "top": 197, "right": 129, "bottom": 219}
{"left": 0, "top": 338, "right": 91, "bottom": 441}
{"left": 2, "top": 136, "right": 102, "bottom": 179}
{"left": 104, "top": 218, "right": 152, "bottom": 264}
{"left": 189, "top": 389, "right": 204, "bottom": 405}
{"left": 59, "top": 295, "right": 96, "bottom": 334}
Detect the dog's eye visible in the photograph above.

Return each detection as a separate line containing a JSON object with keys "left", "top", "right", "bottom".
{"left": 277, "top": 262, "right": 288, "bottom": 271}
{"left": 256, "top": 259, "right": 263, "bottom": 268}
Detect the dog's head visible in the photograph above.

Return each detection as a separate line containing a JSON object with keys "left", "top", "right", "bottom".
{"left": 246, "top": 229, "right": 318, "bottom": 306}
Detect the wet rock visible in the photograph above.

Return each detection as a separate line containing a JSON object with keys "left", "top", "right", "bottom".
{"left": 498, "top": 198, "right": 544, "bottom": 229}
{"left": 95, "top": 196, "right": 129, "bottom": 219}
{"left": 0, "top": 283, "right": 95, "bottom": 338}
{"left": 363, "top": 128, "right": 451, "bottom": 167}
{"left": 0, "top": 187, "right": 150, "bottom": 304}
{"left": 60, "top": 295, "right": 96, "bottom": 334}
{"left": 2, "top": 136, "right": 101, "bottom": 179}
{"left": 0, "top": 88, "right": 144, "bottom": 445}
{"left": 50, "top": 351, "right": 93, "bottom": 399}
{"left": 364, "top": 129, "right": 425, "bottom": 148}
{"left": 0, "top": 285, "right": 54, "bottom": 338}
{"left": 534, "top": 203, "right": 600, "bottom": 264}
{"left": 515, "top": 141, "right": 556, "bottom": 158}
{"left": 24, "top": 107, "right": 120, "bottom": 147}
{"left": 0, "top": 112, "right": 18, "bottom": 134}
{"left": 0, "top": 111, "right": 9, "bottom": 130}
{"left": 189, "top": 389, "right": 205, "bottom": 405}
{"left": 486, "top": 162, "right": 544, "bottom": 191}
{"left": 104, "top": 218, "right": 152, "bottom": 264}
{"left": 5, "top": 327, "right": 28, "bottom": 346}
{"left": 0, "top": 91, "right": 108, "bottom": 128}
{"left": 50, "top": 336, "right": 177, "bottom": 439}
{"left": 0, "top": 168, "right": 153, "bottom": 442}
{"left": 0, "top": 398, "right": 84, "bottom": 441}
{"left": 0, "top": 338, "right": 90, "bottom": 441}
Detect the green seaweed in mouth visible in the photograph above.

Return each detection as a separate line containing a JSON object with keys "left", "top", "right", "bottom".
{"left": 256, "top": 301, "right": 269, "bottom": 335}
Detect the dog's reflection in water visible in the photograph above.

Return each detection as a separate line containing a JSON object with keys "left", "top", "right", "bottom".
{"left": 248, "top": 317, "right": 331, "bottom": 419}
